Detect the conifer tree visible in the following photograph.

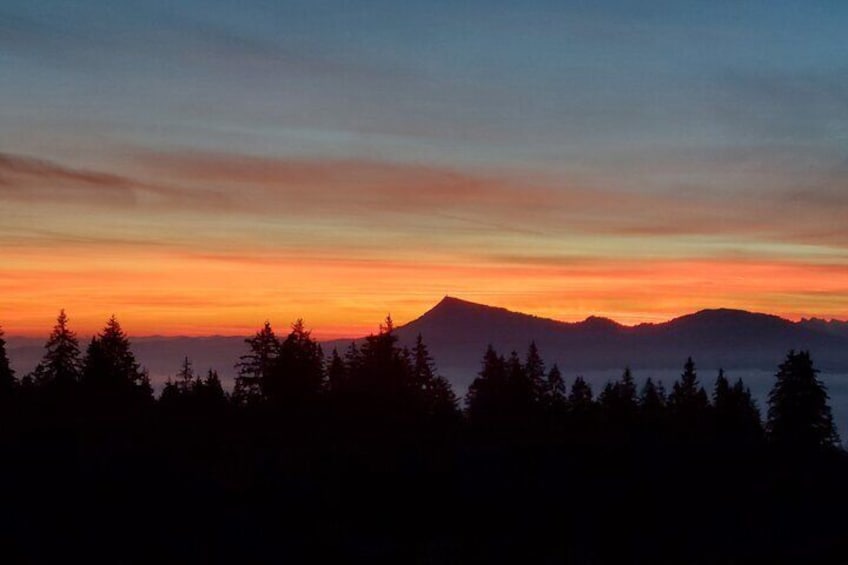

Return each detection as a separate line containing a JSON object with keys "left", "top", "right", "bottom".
{"left": 177, "top": 356, "right": 194, "bottom": 391}
{"left": 234, "top": 321, "right": 279, "bottom": 405}
{"left": 767, "top": 350, "right": 839, "bottom": 450}
{"left": 546, "top": 363, "right": 566, "bottom": 406}
{"left": 569, "top": 376, "right": 594, "bottom": 411}
{"left": 411, "top": 334, "right": 458, "bottom": 418}
{"left": 327, "top": 348, "right": 347, "bottom": 393}
{"left": 669, "top": 357, "right": 709, "bottom": 414}
{"left": 465, "top": 345, "right": 507, "bottom": 421}
{"left": 271, "top": 319, "right": 325, "bottom": 404}
{"left": 712, "top": 369, "right": 731, "bottom": 411}
{"left": 0, "top": 326, "right": 15, "bottom": 397}
{"left": 34, "top": 309, "right": 82, "bottom": 388}
{"left": 82, "top": 315, "right": 150, "bottom": 399}
{"left": 640, "top": 377, "right": 666, "bottom": 413}
{"left": 524, "top": 341, "right": 546, "bottom": 402}
{"left": 412, "top": 334, "right": 436, "bottom": 391}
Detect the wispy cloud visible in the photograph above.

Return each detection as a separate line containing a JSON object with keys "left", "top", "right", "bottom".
{"left": 5, "top": 149, "right": 848, "bottom": 254}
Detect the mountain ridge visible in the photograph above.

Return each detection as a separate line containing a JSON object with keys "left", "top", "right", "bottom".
{"left": 6, "top": 297, "right": 848, "bottom": 394}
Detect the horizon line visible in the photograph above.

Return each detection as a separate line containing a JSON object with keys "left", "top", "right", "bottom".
{"left": 4, "top": 296, "right": 846, "bottom": 341}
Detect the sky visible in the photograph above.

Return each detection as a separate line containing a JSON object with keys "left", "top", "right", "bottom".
{"left": 2, "top": 0, "right": 848, "bottom": 337}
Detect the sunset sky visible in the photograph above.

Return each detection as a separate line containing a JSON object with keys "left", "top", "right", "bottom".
{"left": 2, "top": 1, "right": 848, "bottom": 337}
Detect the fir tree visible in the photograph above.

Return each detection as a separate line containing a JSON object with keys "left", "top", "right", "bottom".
{"left": 0, "top": 326, "right": 15, "bottom": 397}
{"left": 767, "top": 350, "right": 839, "bottom": 450}
{"left": 524, "top": 341, "right": 546, "bottom": 402}
{"left": 669, "top": 357, "right": 709, "bottom": 414}
{"left": 82, "top": 315, "right": 150, "bottom": 399}
{"left": 546, "top": 363, "right": 566, "bottom": 406}
{"left": 569, "top": 376, "right": 594, "bottom": 411}
{"left": 271, "top": 319, "right": 325, "bottom": 404}
{"left": 34, "top": 309, "right": 82, "bottom": 388}
{"left": 465, "top": 345, "right": 507, "bottom": 421}
{"left": 640, "top": 377, "right": 666, "bottom": 413}
{"left": 327, "top": 348, "right": 347, "bottom": 393}
{"left": 234, "top": 321, "right": 279, "bottom": 405}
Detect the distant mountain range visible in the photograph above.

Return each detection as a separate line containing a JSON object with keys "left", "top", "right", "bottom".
{"left": 7, "top": 296, "right": 848, "bottom": 393}
{"left": 338, "top": 297, "right": 848, "bottom": 393}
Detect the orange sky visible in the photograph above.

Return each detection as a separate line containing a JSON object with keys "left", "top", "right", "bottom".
{"left": 3, "top": 244, "right": 847, "bottom": 338}
{"left": 2, "top": 150, "right": 848, "bottom": 338}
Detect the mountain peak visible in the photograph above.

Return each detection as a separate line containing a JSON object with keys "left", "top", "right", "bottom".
{"left": 579, "top": 315, "right": 622, "bottom": 330}
{"left": 422, "top": 296, "right": 513, "bottom": 319}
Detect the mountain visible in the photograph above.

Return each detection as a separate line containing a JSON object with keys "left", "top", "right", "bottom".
{"left": 7, "top": 297, "right": 848, "bottom": 394}
{"left": 326, "top": 297, "right": 848, "bottom": 394}
{"left": 799, "top": 318, "right": 848, "bottom": 340}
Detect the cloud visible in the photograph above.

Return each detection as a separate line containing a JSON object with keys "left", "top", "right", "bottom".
{"left": 0, "top": 152, "right": 230, "bottom": 210}
{"left": 4, "top": 149, "right": 848, "bottom": 255}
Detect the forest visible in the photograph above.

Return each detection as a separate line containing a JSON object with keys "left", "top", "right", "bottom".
{"left": 1, "top": 311, "right": 846, "bottom": 563}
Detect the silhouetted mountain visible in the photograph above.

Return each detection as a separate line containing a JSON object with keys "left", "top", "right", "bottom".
{"left": 799, "top": 318, "right": 848, "bottom": 340}
{"left": 328, "top": 297, "right": 848, "bottom": 394}
{"left": 8, "top": 298, "right": 848, "bottom": 395}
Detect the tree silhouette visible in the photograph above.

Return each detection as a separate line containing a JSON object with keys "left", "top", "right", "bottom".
{"left": 712, "top": 369, "right": 731, "bottom": 409}
{"left": 177, "top": 356, "right": 194, "bottom": 389}
{"left": 412, "top": 334, "right": 459, "bottom": 419}
{"left": 233, "top": 321, "right": 279, "bottom": 405}
{"left": 545, "top": 363, "right": 566, "bottom": 407}
{"left": 568, "top": 376, "right": 594, "bottom": 411}
{"left": 600, "top": 367, "right": 638, "bottom": 419}
{"left": 713, "top": 369, "right": 762, "bottom": 445}
{"left": 0, "top": 326, "right": 15, "bottom": 398}
{"left": 524, "top": 341, "right": 546, "bottom": 403}
{"left": 269, "top": 319, "right": 325, "bottom": 406}
{"left": 200, "top": 369, "right": 226, "bottom": 402}
{"left": 640, "top": 377, "right": 666, "bottom": 413}
{"left": 767, "top": 350, "right": 839, "bottom": 450}
{"left": 33, "top": 309, "right": 82, "bottom": 389}
{"left": 349, "top": 315, "right": 413, "bottom": 410}
{"left": 82, "top": 315, "right": 151, "bottom": 401}
{"left": 465, "top": 345, "right": 507, "bottom": 424}
{"left": 669, "top": 357, "right": 709, "bottom": 414}
{"left": 326, "top": 348, "right": 346, "bottom": 393}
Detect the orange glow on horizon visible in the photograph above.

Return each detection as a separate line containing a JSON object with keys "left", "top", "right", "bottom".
{"left": 2, "top": 247, "right": 847, "bottom": 338}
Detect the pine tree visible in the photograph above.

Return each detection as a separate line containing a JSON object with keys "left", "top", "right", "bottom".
{"left": 712, "top": 369, "right": 731, "bottom": 412}
{"left": 35, "top": 309, "right": 82, "bottom": 388}
{"left": 82, "top": 315, "right": 150, "bottom": 400}
{"left": 234, "top": 321, "right": 279, "bottom": 405}
{"left": 524, "top": 341, "right": 546, "bottom": 402}
{"left": 640, "top": 377, "right": 666, "bottom": 413}
{"left": 198, "top": 369, "right": 226, "bottom": 406}
{"left": 599, "top": 368, "right": 638, "bottom": 418}
{"left": 327, "top": 348, "right": 347, "bottom": 393}
{"left": 546, "top": 364, "right": 566, "bottom": 406}
{"left": 568, "top": 376, "right": 594, "bottom": 411}
{"left": 271, "top": 319, "right": 325, "bottom": 405}
{"left": 411, "top": 334, "right": 458, "bottom": 418}
{"left": 428, "top": 375, "right": 459, "bottom": 421}
{"left": 465, "top": 345, "right": 507, "bottom": 422}
{"left": 177, "top": 356, "right": 194, "bottom": 392}
{"left": 412, "top": 334, "right": 436, "bottom": 391}
{"left": 730, "top": 378, "right": 762, "bottom": 442}
{"left": 669, "top": 357, "right": 709, "bottom": 414}
{"left": 767, "top": 350, "right": 839, "bottom": 450}
{"left": 619, "top": 367, "right": 638, "bottom": 408}
{"left": 0, "top": 326, "right": 15, "bottom": 397}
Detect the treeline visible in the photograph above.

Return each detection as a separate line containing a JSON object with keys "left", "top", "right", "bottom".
{"left": 0, "top": 311, "right": 846, "bottom": 563}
